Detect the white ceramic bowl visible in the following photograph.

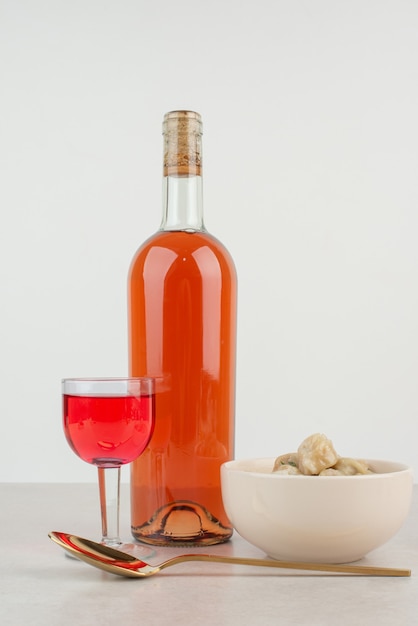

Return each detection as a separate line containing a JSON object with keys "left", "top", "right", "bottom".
{"left": 221, "top": 458, "right": 413, "bottom": 563}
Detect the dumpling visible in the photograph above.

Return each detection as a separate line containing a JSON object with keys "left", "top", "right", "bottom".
{"left": 273, "top": 463, "right": 301, "bottom": 475}
{"left": 297, "top": 433, "right": 339, "bottom": 475}
{"left": 330, "top": 457, "right": 371, "bottom": 475}
{"left": 272, "top": 452, "right": 299, "bottom": 473}
{"left": 318, "top": 468, "right": 344, "bottom": 476}
{"left": 271, "top": 433, "right": 375, "bottom": 477}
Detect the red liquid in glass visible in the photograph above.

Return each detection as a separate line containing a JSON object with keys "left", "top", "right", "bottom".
{"left": 63, "top": 394, "right": 154, "bottom": 467}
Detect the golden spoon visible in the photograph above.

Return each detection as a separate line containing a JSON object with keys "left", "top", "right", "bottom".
{"left": 48, "top": 531, "right": 411, "bottom": 578}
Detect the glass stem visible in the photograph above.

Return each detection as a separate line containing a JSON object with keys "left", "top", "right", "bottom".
{"left": 98, "top": 466, "right": 121, "bottom": 546}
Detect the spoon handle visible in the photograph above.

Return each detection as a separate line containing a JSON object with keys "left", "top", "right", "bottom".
{"left": 166, "top": 554, "right": 411, "bottom": 577}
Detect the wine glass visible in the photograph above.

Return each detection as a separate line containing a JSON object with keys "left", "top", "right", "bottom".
{"left": 62, "top": 377, "right": 155, "bottom": 557}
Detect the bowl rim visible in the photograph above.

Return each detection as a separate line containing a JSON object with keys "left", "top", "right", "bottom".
{"left": 221, "top": 457, "right": 413, "bottom": 479}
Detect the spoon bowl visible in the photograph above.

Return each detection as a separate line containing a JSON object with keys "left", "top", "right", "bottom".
{"left": 48, "top": 531, "right": 410, "bottom": 578}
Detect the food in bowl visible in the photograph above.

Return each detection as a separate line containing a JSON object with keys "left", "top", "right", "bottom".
{"left": 221, "top": 446, "right": 413, "bottom": 563}
{"left": 273, "top": 432, "right": 375, "bottom": 476}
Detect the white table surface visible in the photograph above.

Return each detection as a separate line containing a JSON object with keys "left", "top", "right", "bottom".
{"left": 1, "top": 482, "right": 417, "bottom": 626}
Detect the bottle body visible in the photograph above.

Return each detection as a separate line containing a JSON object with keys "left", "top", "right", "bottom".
{"left": 129, "top": 230, "right": 236, "bottom": 545}
{"left": 128, "top": 110, "right": 237, "bottom": 545}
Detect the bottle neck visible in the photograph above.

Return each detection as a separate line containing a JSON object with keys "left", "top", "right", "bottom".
{"left": 160, "top": 110, "right": 205, "bottom": 232}
{"left": 160, "top": 174, "right": 205, "bottom": 232}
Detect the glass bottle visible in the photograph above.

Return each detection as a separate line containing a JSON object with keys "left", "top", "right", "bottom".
{"left": 128, "top": 110, "right": 237, "bottom": 545}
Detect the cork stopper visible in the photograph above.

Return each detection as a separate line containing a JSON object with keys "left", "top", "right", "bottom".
{"left": 163, "top": 110, "right": 202, "bottom": 177}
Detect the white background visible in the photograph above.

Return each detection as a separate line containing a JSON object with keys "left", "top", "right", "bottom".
{"left": 1, "top": 0, "right": 417, "bottom": 483}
